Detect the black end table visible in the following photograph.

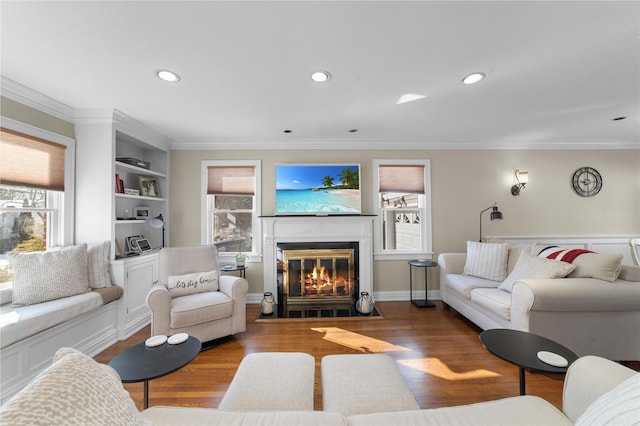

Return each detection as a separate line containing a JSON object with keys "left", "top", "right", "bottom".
{"left": 221, "top": 264, "right": 248, "bottom": 278}
{"left": 479, "top": 329, "right": 578, "bottom": 395}
{"left": 408, "top": 259, "right": 437, "bottom": 308}
{"left": 109, "top": 336, "right": 201, "bottom": 408}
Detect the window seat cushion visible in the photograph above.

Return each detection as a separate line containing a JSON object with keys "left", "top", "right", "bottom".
{"left": 0, "top": 291, "right": 103, "bottom": 349}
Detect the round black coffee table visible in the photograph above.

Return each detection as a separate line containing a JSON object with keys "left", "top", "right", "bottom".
{"left": 479, "top": 329, "right": 578, "bottom": 395}
{"left": 109, "top": 335, "right": 201, "bottom": 408}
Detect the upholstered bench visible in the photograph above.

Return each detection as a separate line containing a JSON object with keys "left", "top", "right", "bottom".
{"left": 321, "top": 353, "right": 420, "bottom": 416}
{"left": 217, "top": 352, "right": 315, "bottom": 411}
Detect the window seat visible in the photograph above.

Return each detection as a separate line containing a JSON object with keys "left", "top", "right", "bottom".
{"left": 0, "top": 285, "right": 122, "bottom": 349}
{"left": 0, "top": 284, "right": 123, "bottom": 403}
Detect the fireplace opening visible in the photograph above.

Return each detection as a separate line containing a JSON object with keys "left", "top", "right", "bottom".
{"left": 276, "top": 242, "right": 359, "bottom": 316}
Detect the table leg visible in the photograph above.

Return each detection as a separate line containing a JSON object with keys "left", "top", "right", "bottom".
{"left": 423, "top": 267, "right": 435, "bottom": 308}
{"left": 519, "top": 367, "right": 526, "bottom": 395}
{"left": 143, "top": 380, "right": 149, "bottom": 409}
{"left": 409, "top": 265, "right": 414, "bottom": 304}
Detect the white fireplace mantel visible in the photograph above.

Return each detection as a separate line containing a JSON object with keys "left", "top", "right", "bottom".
{"left": 261, "top": 216, "right": 375, "bottom": 302}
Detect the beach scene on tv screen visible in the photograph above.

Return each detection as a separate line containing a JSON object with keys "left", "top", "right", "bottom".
{"left": 276, "top": 164, "right": 361, "bottom": 214}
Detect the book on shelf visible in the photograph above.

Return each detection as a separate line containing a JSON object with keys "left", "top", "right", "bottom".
{"left": 115, "top": 174, "right": 125, "bottom": 193}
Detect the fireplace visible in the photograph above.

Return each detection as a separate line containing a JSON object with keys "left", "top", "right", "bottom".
{"left": 261, "top": 215, "right": 375, "bottom": 311}
{"left": 277, "top": 242, "right": 359, "bottom": 314}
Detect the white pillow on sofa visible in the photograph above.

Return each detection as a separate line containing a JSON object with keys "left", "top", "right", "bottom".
{"left": 87, "top": 241, "right": 113, "bottom": 289}
{"left": 499, "top": 252, "right": 576, "bottom": 293}
{"left": 167, "top": 269, "right": 219, "bottom": 298}
{"left": 9, "top": 244, "right": 91, "bottom": 307}
{"left": 463, "top": 241, "right": 509, "bottom": 282}
{"left": 576, "top": 372, "right": 640, "bottom": 425}
{"left": 534, "top": 245, "right": 623, "bottom": 282}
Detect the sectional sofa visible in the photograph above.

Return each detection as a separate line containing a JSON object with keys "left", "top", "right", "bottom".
{"left": 1, "top": 348, "right": 638, "bottom": 425}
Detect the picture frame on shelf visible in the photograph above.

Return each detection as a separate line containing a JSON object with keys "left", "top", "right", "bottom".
{"left": 134, "top": 206, "right": 152, "bottom": 220}
{"left": 135, "top": 238, "right": 153, "bottom": 253}
{"left": 126, "top": 235, "right": 144, "bottom": 252}
{"left": 139, "top": 176, "right": 159, "bottom": 197}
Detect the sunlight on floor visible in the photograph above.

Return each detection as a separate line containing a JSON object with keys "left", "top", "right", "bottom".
{"left": 398, "top": 357, "right": 501, "bottom": 380}
{"left": 311, "top": 327, "right": 412, "bottom": 353}
{"left": 311, "top": 326, "right": 502, "bottom": 381}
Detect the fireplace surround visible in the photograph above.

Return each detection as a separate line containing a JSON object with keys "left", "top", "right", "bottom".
{"left": 278, "top": 242, "right": 358, "bottom": 313}
{"left": 261, "top": 216, "right": 375, "bottom": 308}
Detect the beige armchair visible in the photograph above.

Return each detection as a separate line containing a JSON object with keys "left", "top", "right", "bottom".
{"left": 146, "top": 245, "right": 248, "bottom": 343}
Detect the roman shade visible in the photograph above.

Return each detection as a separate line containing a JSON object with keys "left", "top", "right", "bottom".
{"left": 207, "top": 165, "right": 255, "bottom": 196}
{"left": 378, "top": 164, "right": 425, "bottom": 194}
{"left": 0, "top": 128, "right": 66, "bottom": 191}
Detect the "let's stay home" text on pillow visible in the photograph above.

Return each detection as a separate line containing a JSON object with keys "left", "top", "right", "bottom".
{"left": 167, "top": 270, "right": 219, "bottom": 298}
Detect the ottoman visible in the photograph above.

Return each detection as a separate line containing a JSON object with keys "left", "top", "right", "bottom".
{"left": 218, "top": 352, "right": 316, "bottom": 411}
{"left": 322, "top": 354, "right": 420, "bottom": 416}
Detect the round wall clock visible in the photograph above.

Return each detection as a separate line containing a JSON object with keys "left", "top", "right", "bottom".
{"left": 572, "top": 167, "right": 602, "bottom": 197}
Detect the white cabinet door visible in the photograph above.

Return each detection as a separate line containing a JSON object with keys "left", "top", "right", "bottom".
{"left": 125, "top": 259, "right": 157, "bottom": 317}
{"left": 111, "top": 252, "right": 158, "bottom": 339}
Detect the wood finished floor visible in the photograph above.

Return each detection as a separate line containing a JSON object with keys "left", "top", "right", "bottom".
{"left": 95, "top": 301, "right": 572, "bottom": 412}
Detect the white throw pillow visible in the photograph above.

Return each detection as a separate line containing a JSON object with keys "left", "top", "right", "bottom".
{"left": 0, "top": 347, "right": 145, "bottom": 425}
{"left": 87, "top": 241, "right": 113, "bottom": 289}
{"left": 9, "top": 244, "right": 91, "bottom": 306}
{"left": 499, "top": 252, "right": 576, "bottom": 293}
{"left": 463, "top": 241, "right": 509, "bottom": 282}
{"left": 167, "top": 269, "right": 219, "bottom": 298}
{"left": 535, "top": 245, "right": 623, "bottom": 282}
{"left": 576, "top": 372, "right": 640, "bottom": 426}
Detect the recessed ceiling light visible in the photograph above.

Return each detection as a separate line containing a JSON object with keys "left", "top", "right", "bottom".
{"left": 462, "top": 72, "right": 485, "bottom": 85}
{"left": 284, "top": 129, "right": 292, "bottom": 133}
{"left": 156, "top": 69, "right": 180, "bottom": 83}
{"left": 397, "top": 93, "right": 427, "bottom": 104}
{"left": 311, "top": 71, "right": 331, "bottom": 83}
{"left": 349, "top": 129, "right": 358, "bottom": 133}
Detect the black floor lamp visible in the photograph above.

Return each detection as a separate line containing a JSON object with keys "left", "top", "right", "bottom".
{"left": 479, "top": 204, "right": 503, "bottom": 242}
{"left": 150, "top": 214, "right": 166, "bottom": 248}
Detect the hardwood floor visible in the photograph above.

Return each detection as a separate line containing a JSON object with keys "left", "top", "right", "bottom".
{"left": 95, "top": 301, "right": 571, "bottom": 412}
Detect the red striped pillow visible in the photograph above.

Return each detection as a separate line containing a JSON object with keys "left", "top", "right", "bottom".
{"left": 535, "top": 245, "right": 623, "bottom": 282}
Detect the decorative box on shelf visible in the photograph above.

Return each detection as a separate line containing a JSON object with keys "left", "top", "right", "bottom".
{"left": 124, "top": 188, "right": 140, "bottom": 196}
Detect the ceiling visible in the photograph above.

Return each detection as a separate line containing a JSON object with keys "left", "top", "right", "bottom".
{"left": 1, "top": 1, "right": 639, "bottom": 150}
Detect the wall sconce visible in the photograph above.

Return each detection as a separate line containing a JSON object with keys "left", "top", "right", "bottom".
{"left": 149, "top": 214, "right": 166, "bottom": 247}
{"left": 511, "top": 170, "right": 529, "bottom": 196}
{"left": 479, "top": 203, "right": 503, "bottom": 242}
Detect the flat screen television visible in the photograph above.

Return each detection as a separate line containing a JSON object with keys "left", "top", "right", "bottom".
{"left": 275, "top": 163, "right": 361, "bottom": 215}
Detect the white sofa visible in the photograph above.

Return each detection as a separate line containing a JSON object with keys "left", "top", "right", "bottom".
{"left": 1, "top": 347, "right": 638, "bottom": 425}
{"left": 439, "top": 248, "right": 640, "bottom": 361}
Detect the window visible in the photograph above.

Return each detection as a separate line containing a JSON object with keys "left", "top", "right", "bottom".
{"left": 201, "top": 160, "right": 261, "bottom": 261}
{"left": 373, "top": 159, "right": 432, "bottom": 260}
{"left": 0, "top": 124, "right": 75, "bottom": 283}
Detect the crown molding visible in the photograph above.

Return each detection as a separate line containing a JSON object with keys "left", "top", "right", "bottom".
{"left": 75, "top": 108, "right": 171, "bottom": 151}
{"left": 1, "top": 76, "right": 75, "bottom": 123}
{"left": 171, "top": 138, "right": 638, "bottom": 151}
